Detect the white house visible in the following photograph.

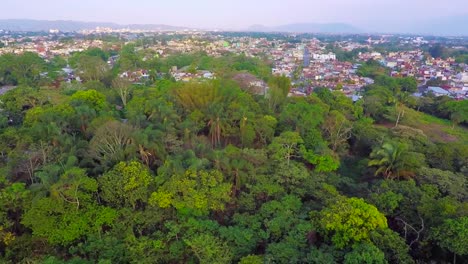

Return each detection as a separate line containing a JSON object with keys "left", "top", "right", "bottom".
{"left": 312, "top": 53, "right": 336, "bottom": 61}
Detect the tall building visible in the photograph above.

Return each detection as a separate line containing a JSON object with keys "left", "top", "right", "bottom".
{"left": 303, "top": 47, "right": 310, "bottom": 67}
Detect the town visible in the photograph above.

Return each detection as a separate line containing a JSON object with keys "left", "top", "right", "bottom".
{"left": 1, "top": 28, "right": 467, "bottom": 100}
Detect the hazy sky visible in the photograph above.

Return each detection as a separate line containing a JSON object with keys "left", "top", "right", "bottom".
{"left": 2, "top": 0, "right": 467, "bottom": 30}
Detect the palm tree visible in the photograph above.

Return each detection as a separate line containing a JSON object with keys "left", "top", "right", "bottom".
{"left": 368, "top": 142, "right": 407, "bottom": 179}
{"left": 206, "top": 104, "right": 227, "bottom": 147}
{"left": 207, "top": 115, "right": 223, "bottom": 147}
{"left": 211, "top": 147, "right": 251, "bottom": 198}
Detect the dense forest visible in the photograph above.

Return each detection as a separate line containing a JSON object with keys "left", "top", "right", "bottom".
{"left": 0, "top": 46, "right": 467, "bottom": 263}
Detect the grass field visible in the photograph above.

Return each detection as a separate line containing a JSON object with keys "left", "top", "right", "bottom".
{"left": 380, "top": 106, "right": 468, "bottom": 144}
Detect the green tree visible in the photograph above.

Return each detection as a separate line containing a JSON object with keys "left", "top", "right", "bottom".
{"left": 0, "top": 86, "right": 48, "bottom": 124}
{"left": 279, "top": 97, "right": 326, "bottom": 136}
{"left": 432, "top": 217, "right": 468, "bottom": 262}
{"left": 429, "top": 44, "right": 448, "bottom": 59}
{"left": 11, "top": 52, "right": 46, "bottom": 86}
{"left": 344, "top": 243, "right": 387, "bottom": 264}
{"left": 22, "top": 168, "right": 117, "bottom": 246}
{"left": 357, "top": 59, "right": 387, "bottom": 78}
{"left": 99, "top": 161, "right": 153, "bottom": 209}
{"left": 75, "top": 55, "right": 109, "bottom": 82}
{"left": 440, "top": 100, "right": 468, "bottom": 127}
{"left": 150, "top": 169, "right": 231, "bottom": 215}
{"left": 254, "top": 115, "right": 277, "bottom": 146}
{"left": 83, "top": 47, "right": 109, "bottom": 61}
{"left": 416, "top": 167, "right": 467, "bottom": 201}
{"left": 184, "top": 233, "right": 233, "bottom": 264}
{"left": 118, "top": 44, "right": 141, "bottom": 71}
{"left": 0, "top": 182, "right": 30, "bottom": 247}
{"left": 322, "top": 110, "right": 352, "bottom": 152}
{"left": 397, "top": 77, "right": 417, "bottom": 94}
{"left": 268, "top": 75, "right": 291, "bottom": 112}
{"left": 239, "top": 255, "right": 264, "bottom": 264}
{"left": 370, "top": 229, "right": 414, "bottom": 264}
{"left": 318, "top": 197, "right": 388, "bottom": 248}
{"left": 70, "top": 89, "right": 107, "bottom": 112}
{"left": 268, "top": 132, "right": 304, "bottom": 165}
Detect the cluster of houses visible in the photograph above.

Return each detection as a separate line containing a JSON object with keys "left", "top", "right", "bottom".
{"left": 0, "top": 36, "right": 105, "bottom": 57}
{"left": 357, "top": 50, "right": 468, "bottom": 99}
{"left": 301, "top": 60, "right": 373, "bottom": 94}
{"left": 119, "top": 70, "right": 150, "bottom": 84}
{"left": 269, "top": 40, "right": 373, "bottom": 98}
{"left": 170, "top": 66, "right": 215, "bottom": 82}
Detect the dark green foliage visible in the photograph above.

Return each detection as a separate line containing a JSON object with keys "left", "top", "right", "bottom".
{"left": 343, "top": 243, "right": 387, "bottom": 264}
{"left": 428, "top": 44, "right": 448, "bottom": 59}
{"left": 0, "top": 52, "right": 46, "bottom": 86}
{"left": 431, "top": 217, "right": 468, "bottom": 256}
{"left": 357, "top": 59, "right": 388, "bottom": 78}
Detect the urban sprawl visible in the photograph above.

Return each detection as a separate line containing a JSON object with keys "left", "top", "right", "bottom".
{"left": 1, "top": 28, "right": 467, "bottom": 100}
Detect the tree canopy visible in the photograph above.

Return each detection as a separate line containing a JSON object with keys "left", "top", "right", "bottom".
{"left": 0, "top": 47, "right": 466, "bottom": 264}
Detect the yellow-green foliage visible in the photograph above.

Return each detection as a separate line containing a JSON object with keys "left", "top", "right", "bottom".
{"left": 150, "top": 169, "right": 232, "bottom": 215}
{"left": 70, "top": 89, "right": 107, "bottom": 111}
{"left": 320, "top": 197, "right": 388, "bottom": 248}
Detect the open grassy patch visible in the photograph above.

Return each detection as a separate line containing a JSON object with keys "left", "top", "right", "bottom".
{"left": 379, "top": 106, "right": 468, "bottom": 144}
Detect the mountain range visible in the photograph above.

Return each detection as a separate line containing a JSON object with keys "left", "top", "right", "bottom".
{"left": 0, "top": 17, "right": 467, "bottom": 36}
{"left": 0, "top": 19, "right": 190, "bottom": 32}
{"left": 248, "top": 16, "right": 468, "bottom": 36}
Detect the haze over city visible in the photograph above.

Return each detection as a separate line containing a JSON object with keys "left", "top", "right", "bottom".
{"left": 1, "top": 0, "right": 468, "bottom": 34}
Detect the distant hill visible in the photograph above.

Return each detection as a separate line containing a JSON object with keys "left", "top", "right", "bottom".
{"left": 360, "top": 15, "right": 468, "bottom": 36}
{"left": 0, "top": 19, "right": 191, "bottom": 32}
{"left": 124, "top": 24, "right": 191, "bottom": 31}
{"left": 403, "top": 15, "right": 468, "bottom": 36}
{"left": 0, "top": 19, "right": 118, "bottom": 32}
{"left": 248, "top": 17, "right": 468, "bottom": 36}
{"left": 2, "top": 18, "right": 467, "bottom": 35}
{"left": 248, "top": 23, "right": 362, "bottom": 34}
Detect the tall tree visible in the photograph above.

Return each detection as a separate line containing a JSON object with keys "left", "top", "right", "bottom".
{"left": 112, "top": 77, "right": 133, "bottom": 107}
{"left": 10, "top": 52, "right": 46, "bottom": 86}
{"left": 322, "top": 110, "right": 352, "bottom": 152}
{"left": 75, "top": 55, "right": 109, "bottom": 82}
{"left": 89, "top": 120, "right": 136, "bottom": 166}
{"left": 22, "top": 168, "right": 117, "bottom": 246}
{"left": 432, "top": 217, "right": 468, "bottom": 263}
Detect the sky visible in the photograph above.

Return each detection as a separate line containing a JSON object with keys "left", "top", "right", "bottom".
{"left": 1, "top": 0, "right": 468, "bottom": 30}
